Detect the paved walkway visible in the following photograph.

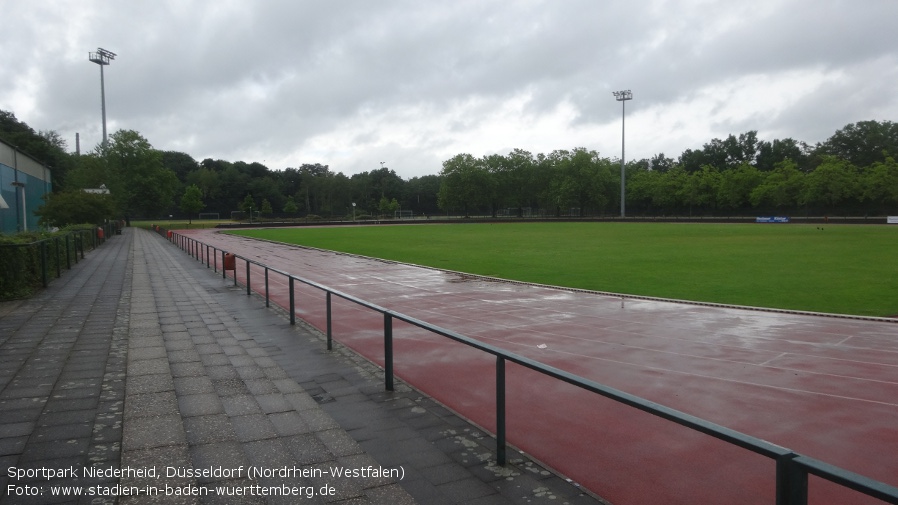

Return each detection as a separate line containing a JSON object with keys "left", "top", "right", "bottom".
{"left": 0, "top": 228, "right": 601, "bottom": 505}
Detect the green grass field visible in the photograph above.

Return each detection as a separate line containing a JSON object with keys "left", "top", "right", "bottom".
{"left": 227, "top": 223, "right": 898, "bottom": 317}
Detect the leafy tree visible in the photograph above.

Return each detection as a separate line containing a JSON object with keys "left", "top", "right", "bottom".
{"left": 859, "top": 155, "right": 898, "bottom": 214}
{"left": 378, "top": 196, "right": 399, "bottom": 217}
{"left": 185, "top": 167, "right": 220, "bottom": 202}
{"left": 162, "top": 151, "right": 199, "bottom": 183}
{"left": 548, "top": 148, "right": 611, "bottom": 216}
{"left": 0, "top": 110, "right": 76, "bottom": 187}
{"left": 623, "top": 168, "right": 657, "bottom": 214}
{"left": 248, "top": 177, "right": 283, "bottom": 215}
{"left": 648, "top": 153, "right": 675, "bottom": 172}
{"left": 723, "top": 131, "right": 759, "bottom": 166}
{"left": 816, "top": 120, "right": 898, "bottom": 168}
{"left": 750, "top": 160, "right": 805, "bottom": 211}
{"left": 656, "top": 166, "right": 687, "bottom": 213}
{"left": 756, "top": 138, "right": 808, "bottom": 171}
{"left": 217, "top": 164, "right": 250, "bottom": 214}
{"left": 260, "top": 198, "right": 273, "bottom": 218}
{"left": 438, "top": 154, "right": 492, "bottom": 216}
{"left": 99, "top": 130, "right": 178, "bottom": 222}
{"left": 405, "top": 175, "right": 441, "bottom": 216}
{"left": 179, "top": 184, "right": 205, "bottom": 224}
{"left": 680, "top": 165, "right": 722, "bottom": 215}
{"left": 35, "top": 190, "right": 114, "bottom": 228}
{"left": 717, "top": 163, "right": 762, "bottom": 212}
{"left": 240, "top": 194, "right": 256, "bottom": 215}
{"left": 283, "top": 195, "right": 298, "bottom": 218}
{"left": 678, "top": 148, "right": 706, "bottom": 173}
{"left": 800, "top": 156, "right": 858, "bottom": 213}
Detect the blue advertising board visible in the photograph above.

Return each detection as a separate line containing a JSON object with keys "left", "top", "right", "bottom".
{"left": 755, "top": 217, "right": 790, "bottom": 223}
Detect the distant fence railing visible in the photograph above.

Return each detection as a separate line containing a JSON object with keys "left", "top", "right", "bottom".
{"left": 0, "top": 224, "right": 117, "bottom": 300}
{"left": 162, "top": 226, "right": 898, "bottom": 505}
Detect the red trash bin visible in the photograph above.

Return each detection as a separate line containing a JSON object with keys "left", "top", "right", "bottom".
{"left": 223, "top": 253, "right": 236, "bottom": 271}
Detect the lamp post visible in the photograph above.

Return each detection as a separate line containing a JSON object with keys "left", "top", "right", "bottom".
{"left": 89, "top": 48, "right": 116, "bottom": 147}
{"left": 612, "top": 90, "right": 632, "bottom": 218}
{"left": 352, "top": 202, "right": 356, "bottom": 221}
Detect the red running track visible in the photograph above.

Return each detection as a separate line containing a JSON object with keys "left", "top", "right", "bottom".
{"left": 176, "top": 228, "right": 898, "bottom": 505}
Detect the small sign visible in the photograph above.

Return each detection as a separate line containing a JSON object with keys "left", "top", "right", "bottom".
{"left": 756, "top": 217, "right": 790, "bottom": 223}
{"left": 888, "top": 216, "right": 898, "bottom": 224}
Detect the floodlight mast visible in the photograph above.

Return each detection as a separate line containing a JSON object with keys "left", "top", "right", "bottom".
{"left": 89, "top": 48, "right": 116, "bottom": 147}
{"left": 612, "top": 90, "right": 632, "bottom": 218}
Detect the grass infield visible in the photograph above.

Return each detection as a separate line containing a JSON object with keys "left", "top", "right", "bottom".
{"left": 227, "top": 222, "right": 897, "bottom": 317}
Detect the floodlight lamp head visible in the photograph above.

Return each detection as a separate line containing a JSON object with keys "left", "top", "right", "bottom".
{"left": 89, "top": 47, "right": 116, "bottom": 65}
{"left": 613, "top": 90, "right": 633, "bottom": 101}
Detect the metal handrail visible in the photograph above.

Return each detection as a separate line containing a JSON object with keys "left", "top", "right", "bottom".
{"left": 0, "top": 229, "right": 100, "bottom": 295}
{"left": 165, "top": 229, "right": 898, "bottom": 505}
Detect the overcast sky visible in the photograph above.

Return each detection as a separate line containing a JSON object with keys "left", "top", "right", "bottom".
{"left": 2, "top": 0, "right": 897, "bottom": 179}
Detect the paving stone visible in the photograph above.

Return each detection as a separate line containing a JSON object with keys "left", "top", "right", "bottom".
{"left": 178, "top": 393, "right": 225, "bottom": 417}
{"left": 183, "top": 414, "right": 238, "bottom": 445}
{"left": 173, "top": 376, "right": 215, "bottom": 395}
{"left": 221, "top": 394, "right": 262, "bottom": 417}
{"left": 125, "top": 391, "right": 179, "bottom": 419}
{"left": 229, "top": 414, "right": 278, "bottom": 442}
{"left": 123, "top": 414, "right": 187, "bottom": 451}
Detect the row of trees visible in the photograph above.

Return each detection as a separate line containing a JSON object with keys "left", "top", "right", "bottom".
{"left": 2, "top": 107, "right": 896, "bottom": 227}
{"left": 439, "top": 121, "right": 898, "bottom": 217}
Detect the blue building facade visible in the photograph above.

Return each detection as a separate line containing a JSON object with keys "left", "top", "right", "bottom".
{"left": 0, "top": 138, "right": 53, "bottom": 234}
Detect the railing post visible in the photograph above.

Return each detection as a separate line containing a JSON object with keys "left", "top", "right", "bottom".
{"left": 776, "top": 453, "right": 807, "bottom": 505}
{"left": 384, "top": 313, "right": 394, "bottom": 391}
{"left": 246, "top": 260, "right": 251, "bottom": 296}
{"left": 206, "top": 245, "right": 210, "bottom": 268}
{"left": 222, "top": 250, "right": 226, "bottom": 279}
{"left": 496, "top": 356, "right": 507, "bottom": 466}
{"left": 289, "top": 277, "right": 296, "bottom": 325}
{"left": 326, "top": 292, "right": 333, "bottom": 351}
{"left": 65, "top": 234, "right": 71, "bottom": 270}
{"left": 54, "top": 237, "right": 61, "bottom": 278}
{"left": 264, "top": 268, "right": 270, "bottom": 307}
{"left": 40, "top": 241, "right": 48, "bottom": 287}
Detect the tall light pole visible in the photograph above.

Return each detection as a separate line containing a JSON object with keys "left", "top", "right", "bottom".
{"left": 612, "top": 90, "right": 632, "bottom": 218}
{"left": 89, "top": 48, "right": 116, "bottom": 147}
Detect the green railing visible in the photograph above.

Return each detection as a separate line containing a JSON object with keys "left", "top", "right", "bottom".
{"left": 0, "top": 224, "right": 116, "bottom": 300}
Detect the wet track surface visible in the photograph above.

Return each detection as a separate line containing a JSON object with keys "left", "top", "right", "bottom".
{"left": 179, "top": 227, "right": 898, "bottom": 505}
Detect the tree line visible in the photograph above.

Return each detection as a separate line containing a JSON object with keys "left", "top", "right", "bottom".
{"left": 2, "top": 108, "right": 896, "bottom": 228}
{"left": 438, "top": 122, "right": 898, "bottom": 218}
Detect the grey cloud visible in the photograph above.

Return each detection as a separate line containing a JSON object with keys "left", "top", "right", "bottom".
{"left": 2, "top": 0, "right": 896, "bottom": 177}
